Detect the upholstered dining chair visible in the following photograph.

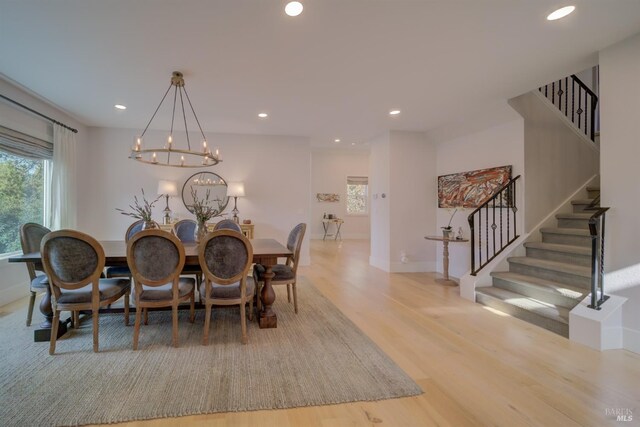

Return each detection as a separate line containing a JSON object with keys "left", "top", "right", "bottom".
{"left": 106, "top": 219, "right": 158, "bottom": 278}
{"left": 19, "top": 222, "right": 51, "bottom": 326}
{"left": 213, "top": 219, "right": 242, "bottom": 233}
{"left": 254, "top": 223, "right": 306, "bottom": 314}
{"left": 172, "top": 219, "right": 202, "bottom": 287}
{"left": 127, "top": 229, "right": 195, "bottom": 349}
{"left": 198, "top": 230, "right": 254, "bottom": 345}
{"left": 41, "top": 230, "right": 130, "bottom": 354}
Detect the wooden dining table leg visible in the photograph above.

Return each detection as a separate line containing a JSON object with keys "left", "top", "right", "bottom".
{"left": 34, "top": 285, "right": 67, "bottom": 342}
{"left": 259, "top": 264, "right": 277, "bottom": 329}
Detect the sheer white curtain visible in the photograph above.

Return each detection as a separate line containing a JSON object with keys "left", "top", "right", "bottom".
{"left": 48, "top": 125, "right": 77, "bottom": 229}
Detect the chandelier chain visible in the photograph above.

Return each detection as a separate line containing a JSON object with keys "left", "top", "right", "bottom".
{"left": 140, "top": 82, "right": 173, "bottom": 139}
{"left": 183, "top": 85, "right": 208, "bottom": 143}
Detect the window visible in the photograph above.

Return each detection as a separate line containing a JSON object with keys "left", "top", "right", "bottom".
{"left": 346, "top": 176, "right": 368, "bottom": 215}
{"left": 0, "top": 125, "right": 52, "bottom": 257}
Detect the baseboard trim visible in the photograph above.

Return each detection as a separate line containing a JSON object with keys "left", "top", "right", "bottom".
{"left": 623, "top": 327, "right": 640, "bottom": 354}
{"left": 0, "top": 281, "right": 29, "bottom": 308}
{"left": 310, "top": 234, "right": 370, "bottom": 240}
{"left": 369, "top": 256, "right": 390, "bottom": 272}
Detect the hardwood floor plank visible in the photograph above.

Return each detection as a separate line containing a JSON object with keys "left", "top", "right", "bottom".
{"left": 3, "top": 239, "right": 638, "bottom": 426}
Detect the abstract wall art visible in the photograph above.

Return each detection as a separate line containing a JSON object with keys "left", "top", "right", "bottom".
{"left": 438, "top": 165, "right": 512, "bottom": 208}
{"left": 317, "top": 193, "right": 340, "bottom": 202}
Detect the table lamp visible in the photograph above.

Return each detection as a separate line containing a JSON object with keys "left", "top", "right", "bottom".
{"left": 226, "top": 182, "right": 245, "bottom": 223}
{"left": 157, "top": 180, "right": 178, "bottom": 225}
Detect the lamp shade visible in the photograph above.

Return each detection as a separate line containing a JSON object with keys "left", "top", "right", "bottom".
{"left": 157, "top": 180, "right": 178, "bottom": 196}
{"left": 227, "top": 182, "right": 245, "bottom": 197}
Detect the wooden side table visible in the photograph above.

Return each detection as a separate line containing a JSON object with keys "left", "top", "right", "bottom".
{"left": 322, "top": 218, "right": 344, "bottom": 240}
{"left": 424, "top": 235, "right": 469, "bottom": 284}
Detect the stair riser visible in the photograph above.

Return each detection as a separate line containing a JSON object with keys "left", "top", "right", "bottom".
{"left": 587, "top": 189, "right": 600, "bottom": 198}
{"left": 542, "top": 232, "right": 591, "bottom": 247}
{"left": 492, "top": 277, "right": 580, "bottom": 309}
{"left": 509, "top": 262, "right": 591, "bottom": 289}
{"left": 557, "top": 218, "right": 591, "bottom": 230}
{"left": 476, "top": 292, "right": 568, "bottom": 337}
{"left": 572, "top": 203, "right": 595, "bottom": 213}
{"left": 525, "top": 247, "right": 591, "bottom": 267}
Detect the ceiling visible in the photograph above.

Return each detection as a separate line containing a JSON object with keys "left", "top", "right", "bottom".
{"left": 1, "top": 0, "right": 640, "bottom": 147}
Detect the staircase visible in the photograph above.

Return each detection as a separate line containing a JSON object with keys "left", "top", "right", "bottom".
{"left": 475, "top": 186, "right": 600, "bottom": 337}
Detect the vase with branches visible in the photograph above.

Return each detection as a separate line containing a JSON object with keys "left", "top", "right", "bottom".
{"left": 116, "top": 189, "right": 161, "bottom": 230}
{"left": 441, "top": 208, "right": 457, "bottom": 239}
{"left": 190, "top": 187, "right": 225, "bottom": 242}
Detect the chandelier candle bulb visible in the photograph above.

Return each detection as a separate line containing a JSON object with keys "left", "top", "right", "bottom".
{"left": 167, "top": 134, "right": 173, "bottom": 149}
{"left": 181, "top": 155, "right": 185, "bottom": 166}
{"left": 202, "top": 140, "right": 207, "bottom": 152}
{"left": 152, "top": 152, "right": 157, "bottom": 163}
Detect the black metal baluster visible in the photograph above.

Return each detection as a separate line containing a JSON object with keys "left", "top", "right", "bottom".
{"left": 599, "top": 214, "right": 606, "bottom": 306}
{"left": 500, "top": 191, "right": 503, "bottom": 249}
{"left": 590, "top": 96, "right": 597, "bottom": 141}
{"left": 478, "top": 210, "right": 482, "bottom": 267}
{"left": 469, "top": 214, "right": 476, "bottom": 275}
{"left": 552, "top": 81, "right": 555, "bottom": 105}
{"left": 545, "top": 84, "right": 548, "bottom": 98}
{"left": 558, "top": 79, "right": 562, "bottom": 113}
{"left": 572, "top": 79, "right": 575, "bottom": 122}
{"left": 485, "top": 203, "right": 489, "bottom": 264}
{"left": 578, "top": 87, "right": 582, "bottom": 130}
{"left": 492, "top": 197, "right": 496, "bottom": 256}
{"left": 513, "top": 182, "right": 517, "bottom": 237}
{"left": 565, "top": 77, "right": 568, "bottom": 117}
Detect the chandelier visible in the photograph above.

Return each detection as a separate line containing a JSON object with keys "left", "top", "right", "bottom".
{"left": 130, "top": 71, "right": 221, "bottom": 168}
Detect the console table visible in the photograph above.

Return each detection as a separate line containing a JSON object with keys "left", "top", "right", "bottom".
{"left": 160, "top": 222, "right": 254, "bottom": 239}
{"left": 424, "top": 235, "right": 469, "bottom": 284}
{"left": 322, "top": 218, "right": 344, "bottom": 240}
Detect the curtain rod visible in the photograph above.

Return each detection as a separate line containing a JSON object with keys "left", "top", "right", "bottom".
{"left": 0, "top": 93, "right": 79, "bottom": 134}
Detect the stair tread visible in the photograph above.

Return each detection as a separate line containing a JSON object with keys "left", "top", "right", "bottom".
{"left": 586, "top": 186, "right": 600, "bottom": 191}
{"left": 540, "top": 227, "right": 591, "bottom": 236}
{"left": 555, "top": 213, "right": 593, "bottom": 219}
{"left": 476, "top": 287, "right": 569, "bottom": 323}
{"left": 523, "top": 242, "right": 591, "bottom": 256}
{"left": 571, "top": 199, "right": 597, "bottom": 205}
{"left": 491, "top": 271, "right": 587, "bottom": 300}
{"left": 508, "top": 256, "right": 591, "bottom": 277}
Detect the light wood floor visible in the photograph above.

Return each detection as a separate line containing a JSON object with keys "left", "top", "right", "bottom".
{"left": 4, "top": 240, "right": 639, "bottom": 426}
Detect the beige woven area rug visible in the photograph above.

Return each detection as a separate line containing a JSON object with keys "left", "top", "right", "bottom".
{"left": 0, "top": 278, "right": 421, "bottom": 426}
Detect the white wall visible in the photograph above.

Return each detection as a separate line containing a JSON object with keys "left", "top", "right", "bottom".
{"left": 310, "top": 149, "right": 370, "bottom": 239}
{"left": 78, "top": 127, "right": 312, "bottom": 265}
{"left": 433, "top": 113, "right": 525, "bottom": 280}
{"left": 0, "top": 77, "right": 88, "bottom": 306}
{"left": 600, "top": 32, "right": 640, "bottom": 354}
{"left": 510, "top": 91, "right": 600, "bottom": 231}
{"left": 389, "top": 131, "right": 436, "bottom": 272}
{"left": 368, "top": 132, "right": 391, "bottom": 270}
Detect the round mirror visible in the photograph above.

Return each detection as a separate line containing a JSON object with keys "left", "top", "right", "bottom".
{"left": 182, "top": 172, "right": 229, "bottom": 215}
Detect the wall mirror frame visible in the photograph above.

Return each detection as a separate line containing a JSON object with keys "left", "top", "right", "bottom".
{"left": 182, "top": 171, "right": 229, "bottom": 216}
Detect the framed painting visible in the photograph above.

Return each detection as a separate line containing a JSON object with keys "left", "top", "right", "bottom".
{"left": 438, "top": 165, "right": 512, "bottom": 208}
{"left": 317, "top": 193, "right": 340, "bottom": 202}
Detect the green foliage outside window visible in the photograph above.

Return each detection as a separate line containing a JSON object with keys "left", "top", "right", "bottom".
{"left": 346, "top": 183, "right": 368, "bottom": 214}
{"left": 0, "top": 151, "right": 45, "bottom": 255}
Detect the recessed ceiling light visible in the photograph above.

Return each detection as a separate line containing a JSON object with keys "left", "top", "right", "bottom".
{"left": 389, "top": 110, "right": 401, "bottom": 116}
{"left": 114, "top": 104, "right": 127, "bottom": 110}
{"left": 258, "top": 113, "right": 268, "bottom": 118}
{"left": 351, "top": 142, "right": 356, "bottom": 146}
{"left": 547, "top": 5, "right": 575, "bottom": 21}
{"left": 285, "top": 1, "right": 303, "bottom": 17}
{"left": 334, "top": 139, "right": 341, "bottom": 143}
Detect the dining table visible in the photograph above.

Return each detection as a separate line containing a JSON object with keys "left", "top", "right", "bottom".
{"left": 9, "top": 238, "right": 292, "bottom": 342}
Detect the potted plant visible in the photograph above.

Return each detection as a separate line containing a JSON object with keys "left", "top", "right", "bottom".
{"left": 190, "top": 187, "right": 225, "bottom": 242}
{"left": 441, "top": 208, "right": 457, "bottom": 239}
{"left": 116, "top": 189, "right": 161, "bottom": 230}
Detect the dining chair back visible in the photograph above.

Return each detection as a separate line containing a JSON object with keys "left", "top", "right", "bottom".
{"left": 198, "top": 230, "right": 254, "bottom": 345}
{"left": 127, "top": 229, "right": 195, "bottom": 349}
{"left": 254, "top": 223, "right": 306, "bottom": 314}
{"left": 213, "top": 219, "right": 242, "bottom": 233}
{"left": 172, "top": 219, "right": 197, "bottom": 242}
{"left": 106, "top": 219, "right": 158, "bottom": 279}
{"left": 41, "top": 230, "right": 130, "bottom": 354}
{"left": 20, "top": 222, "right": 51, "bottom": 326}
